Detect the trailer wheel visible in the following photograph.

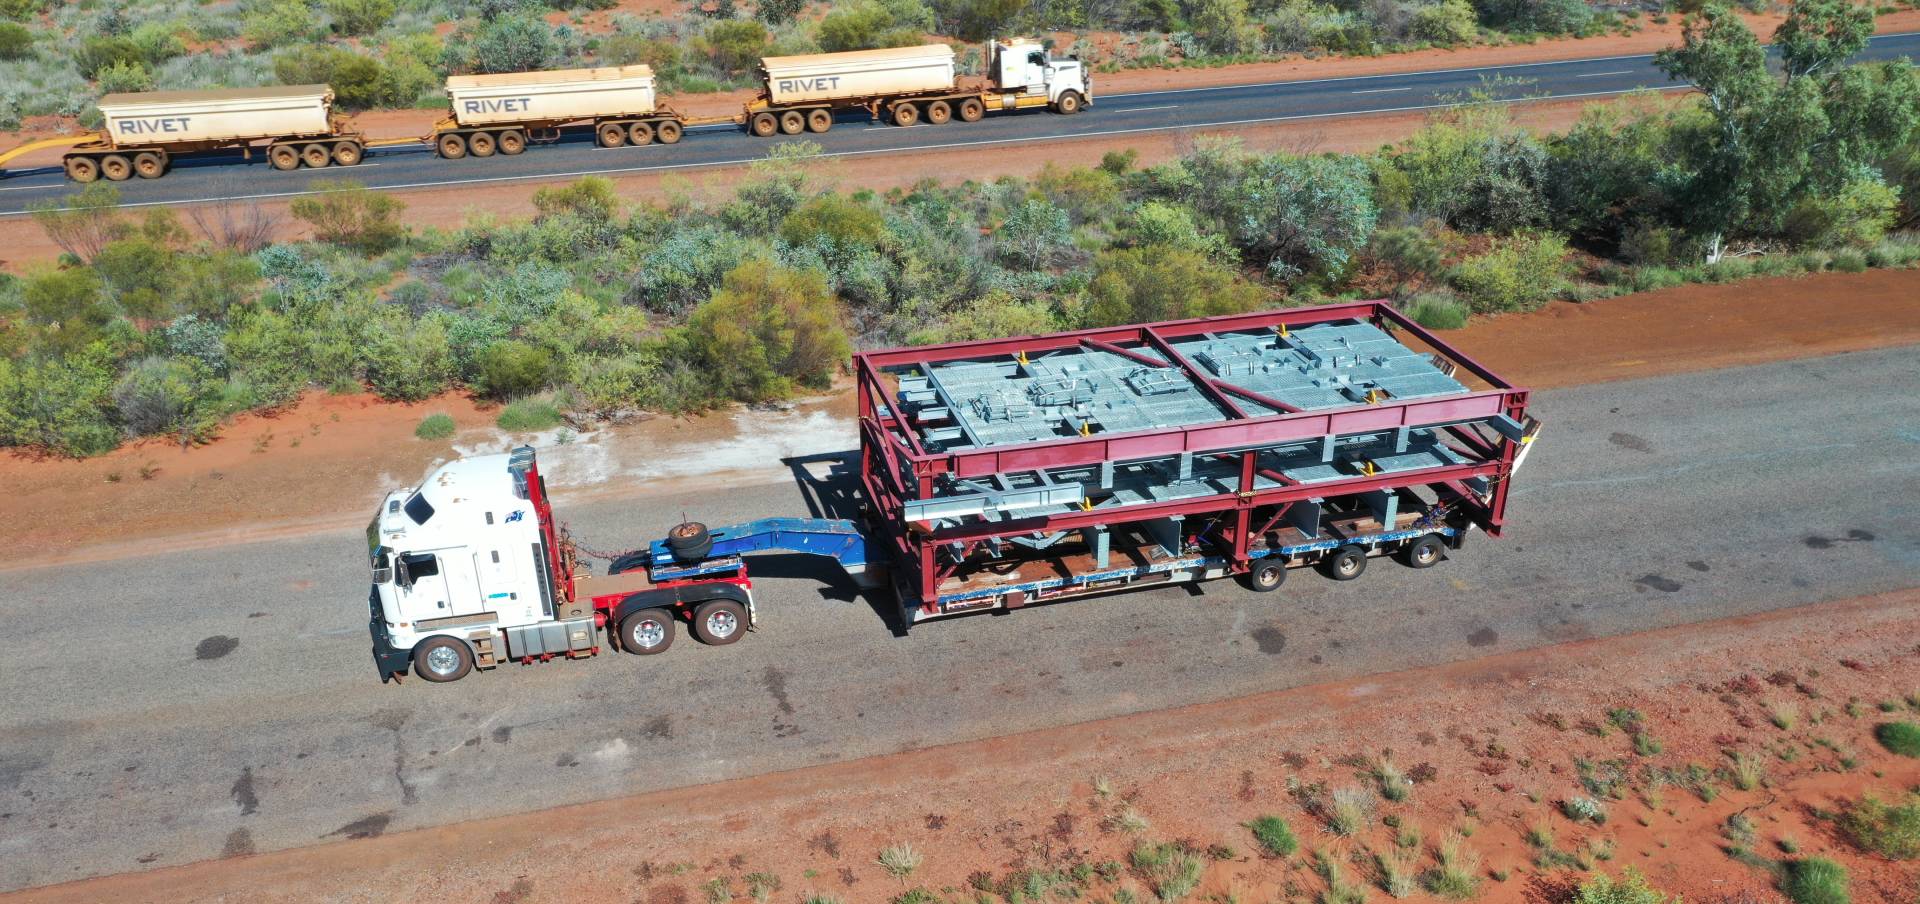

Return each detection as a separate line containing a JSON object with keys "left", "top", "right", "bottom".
{"left": 618, "top": 608, "right": 676, "bottom": 655}
{"left": 498, "top": 130, "right": 527, "bottom": 155}
{"left": 691, "top": 600, "right": 747, "bottom": 646}
{"left": 467, "top": 131, "right": 497, "bottom": 158}
{"left": 957, "top": 97, "right": 985, "bottom": 122}
{"left": 332, "top": 141, "right": 363, "bottom": 166}
{"left": 597, "top": 122, "right": 627, "bottom": 148}
{"left": 891, "top": 103, "right": 920, "bottom": 127}
{"left": 805, "top": 109, "right": 832, "bottom": 133}
{"left": 65, "top": 156, "right": 100, "bottom": 183}
{"left": 270, "top": 144, "right": 301, "bottom": 170}
{"left": 779, "top": 110, "right": 806, "bottom": 135}
{"left": 666, "top": 521, "right": 713, "bottom": 562}
{"left": 626, "top": 122, "right": 654, "bottom": 146}
{"left": 413, "top": 636, "right": 473, "bottom": 682}
{"left": 132, "top": 152, "right": 165, "bottom": 179}
{"left": 301, "top": 143, "right": 331, "bottom": 168}
{"left": 656, "top": 121, "right": 683, "bottom": 144}
{"left": 1321, "top": 545, "right": 1368, "bottom": 581}
{"left": 1399, "top": 534, "right": 1444, "bottom": 569}
{"left": 1054, "top": 91, "right": 1085, "bottom": 115}
{"left": 100, "top": 154, "right": 132, "bottom": 182}
{"left": 925, "top": 101, "right": 952, "bottom": 125}
{"left": 1240, "top": 559, "right": 1288, "bottom": 593}
{"left": 749, "top": 112, "right": 778, "bottom": 138}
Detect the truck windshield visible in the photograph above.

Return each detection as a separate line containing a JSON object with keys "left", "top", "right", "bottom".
{"left": 403, "top": 491, "right": 435, "bottom": 525}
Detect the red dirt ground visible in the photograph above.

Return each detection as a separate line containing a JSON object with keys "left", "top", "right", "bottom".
{"left": 15, "top": 587, "right": 1920, "bottom": 904}
{"left": 1, "top": 264, "right": 1914, "bottom": 573}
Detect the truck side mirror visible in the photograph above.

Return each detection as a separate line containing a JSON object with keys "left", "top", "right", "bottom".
{"left": 372, "top": 566, "right": 393, "bottom": 585}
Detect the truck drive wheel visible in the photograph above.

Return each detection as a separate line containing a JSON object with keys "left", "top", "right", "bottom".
{"left": 133, "top": 152, "right": 165, "bottom": 179}
{"left": 1321, "top": 545, "right": 1368, "bottom": 581}
{"left": 413, "top": 636, "right": 473, "bottom": 682}
{"left": 468, "top": 131, "right": 497, "bottom": 157}
{"left": 269, "top": 145, "right": 301, "bottom": 170}
{"left": 692, "top": 600, "right": 747, "bottom": 646}
{"left": 891, "top": 103, "right": 919, "bottom": 127}
{"left": 778, "top": 110, "right": 805, "bottom": 135}
{"left": 1240, "top": 559, "right": 1287, "bottom": 593}
{"left": 100, "top": 154, "right": 132, "bottom": 181}
{"left": 627, "top": 122, "right": 654, "bottom": 146}
{"left": 1055, "top": 91, "right": 1084, "bottom": 115}
{"left": 301, "top": 143, "right": 331, "bottom": 168}
{"left": 805, "top": 109, "right": 832, "bottom": 133}
{"left": 597, "top": 122, "right": 627, "bottom": 148}
{"left": 332, "top": 141, "right": 363, "bottom": 166}
{"left": 1400, "top": 534, "right": 1444, "bottom": 569}
{"left": 619, "top": 608, "right": 675, "bottom": 655}
{"left": 64, "top": 156, "right": 99, "bottom": 183}
{"left": 498, "top": 130, "right": 527, "bottom": 155}
{"left": 656, "top": 121, "right": 683, "bottom": 144}
{"left": 925, "top": 101, "right": 952, "bottom": 125}
{"left": 665, "top": 521, "right": 713, "bottom": 562}
{"left": 958, "top": 97, "right": 985, "bottom": 122}
{"left": 749, "top": 112, "right": 778, "bottom": 138}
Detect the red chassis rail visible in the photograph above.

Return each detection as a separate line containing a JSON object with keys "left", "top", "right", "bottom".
{"left": 854, "top": 302, "right": 1532, "bottom": 608}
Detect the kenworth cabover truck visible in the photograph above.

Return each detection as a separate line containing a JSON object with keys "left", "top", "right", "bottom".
{"left": 369, "top": 301, "right": 1539, "bottom": 683}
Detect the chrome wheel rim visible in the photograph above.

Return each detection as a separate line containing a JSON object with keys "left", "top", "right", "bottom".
{"left": 1338, "top": 556, "right": 1360, "bottom": 576}
{"left": 1416, "top": 544, "right": 1437, "bottom": 564}
{"left": 632, "top": 619, "right": 665, "bottom": 649}
{"left": 424, "top": 644, "right": 461, "bottom": 676}
{"left": 705, "top": 610, "right": 737, "bottom": 639}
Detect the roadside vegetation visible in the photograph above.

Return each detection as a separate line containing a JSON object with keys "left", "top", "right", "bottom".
{"left": 0, "top": 2, "right": 1915, "bottom": 458}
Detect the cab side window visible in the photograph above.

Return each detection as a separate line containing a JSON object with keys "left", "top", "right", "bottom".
{"left": 402, "top": 553, "right": 439, "bottom": 578}
{"left": 1028, "top": 51, "right": 1046, "bottom": 67}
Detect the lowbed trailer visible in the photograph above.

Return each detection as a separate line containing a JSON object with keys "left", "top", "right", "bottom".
{"left": 367, "top": 301, "right": 1539, "bottom": 683}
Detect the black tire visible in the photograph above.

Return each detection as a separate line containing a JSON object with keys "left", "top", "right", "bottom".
{"left": 412, "top": 636, "right": 473, "bottom": 682}
{"left": 1055, "top": 91, "right": 1084, "bottom": 114}
{"left": 627, "top": 121, "right": 654, "bottom": 146}
{"left": 597, "top": 122, "right": 627, "bottom": 148}
{"left": 806, "top": 109, "right": 832, "bottom": 133}
{"left": 133, "top": 151, "right": 165, "bottom": 179}
{"left": 301, "top": 143, "right": 331, "bottom": 168}
{"left": 618, "top": 608, "right": 675, "bottom": 655}
{"left": 957, "top": 97, "right": 985, "bottom": 122}
{"left": 438, "top": 133, "right": 468, "bottom": 159}
{"left": 925, "top": 100, "right": 951, "bottom": 124}
{"left": 607, "top": 552, "right": 650, "bottom": 575}
{"left": 1400, "top": 534, "right": 1445, "bottom": 569}
{"left": 498, "top": 129, "right": 527, "bottom": 155}
{"left": 779, "top": 110, "right": 805, "bottom": 134}
{"left": 691, "top": 599, "right": 747, "bottom": 646}
{"left": 750, "top": 112, "right": 778, "bottom": 138}
{"left": 468, "top": 131, "right": 497, "bottom": 157}
{"left": 1321, "top": 545, "right": 1368, "bottom": 581}
{"left": 656, "top": 120, "right": 683, "bottom": 144}
{"left": 1239, "top": 559, "right": 1288, "bottom": 593}
{"left": 332, "top": 141, "right": 363, "bottom": 166}
{"left": 891, "top": 103, "right": 919, "bottom": 127}
{"left": 665, "top": 521, "right": 713, "bottom": 562}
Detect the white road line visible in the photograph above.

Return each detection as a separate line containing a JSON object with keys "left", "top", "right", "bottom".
{"left": 0, "top": 85, "right": 1698, "bottom": 217}
{"left": 0, "top": 183, "right": 57, "bottom": 192}
{"left": 1352, "top": 86, "right": 1413, "bottom": 94}
{"left": 1119, "top": 104, "right": 1180, "bottom": 112}
{"left": 1576, "top": 70, "right": 1635, "bottom": 78}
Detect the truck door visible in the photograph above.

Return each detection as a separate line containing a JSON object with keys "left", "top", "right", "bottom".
{"left": 1028, "top": 51, "right": 1049, "bottom": 95}
{"left": 397, "top": 552, "right": 452, "bottom": 619}
{"left": 440, "top": 552, "right": 485, "bottom": 617}
{"left": 474, "top": 546, "right": 530, "bottom": 621}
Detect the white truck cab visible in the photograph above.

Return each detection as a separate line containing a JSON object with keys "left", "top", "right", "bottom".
{"left": 989, "top": 39, "right": 1090, "bottom": 113}
{"left": 368, "top": 449, "right": 575, "bottom": 681}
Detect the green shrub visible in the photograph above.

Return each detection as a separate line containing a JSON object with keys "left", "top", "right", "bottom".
{"left": 1785, "top": 857, "right": 1849, "bottom": 904}
{"left": 94, "top": 59, "right": 154, "bottom": 94}
{"left": 0, "top": 21, "right": 31, "bottom": 60}
{"left": 705, "top": 19, "right": 768, "bottom": 73}
{"left": 414, "top": 413, "right": 455, "bottom": 440}
{"left": 1572, "top": 867, "right": 1679, "bottom": 904}
{"left": 469, "top": 11, "right": 561, "bottom": 74}
{"left": 685, "top": 259, "right": 850, "bottom": 402}
{"left": 0, "top": 348, "right": 122, "bottom": 457}
{"left": 1448, "top": 232, "right": 1571, "bottom": 312}
{"left": 1084, "top": 245, "right": 1266, "bottom": 327}
{"left": 532, "top": 177, "right": 621, "bottom": 223}
{"left": 1830, "top": 249, "right": 1868, "bottom": 273}
{"left": 364, "top": 317, "right": 456, "bottom": 402}
{"left": 289, "top": 181, "right": 407, "bottom": 254}
{"left": 781, "top": 194, "right": 885, "bottom": 249}
{"left": 111, "top": 356, "right": 223, "bottom": 446}
{"left": 1840, "top": 793, "right": 1920, "bottom": 858}
{"left": 1244, "top": 815, "right": 1297, "bottom": 857}
{"left": 1369, "top": 226, "right": 1447, "bottom": 282}
{"left": 495, "top": 398, "right": 563, "bottom": 432}
{"left": 1130, "top": 841, "right": 1204, "bottom": 902}
{"left": 324, "top": 0, "right": 395, "bottom": 36}
{"left": 274, "top": 45, "right": 390, "bottom": 109}
{"left": 475, "top": 341, "right": 556, "bottom": 400}
{"left": 1412, "top": 0, "right": 1478, "bottom": 43}
{"left": 244, "top": 0, "right": 323, "bottom": 47}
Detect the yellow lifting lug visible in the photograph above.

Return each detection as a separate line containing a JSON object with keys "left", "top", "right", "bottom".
{"left": 1359, "top": 459, "right": 1378, "bottom": 477}
{"left": 1079, "top": 497, "right": 1095, "bottom": 512}
{"left": 1364, "top": 388, "right": 1388, "bottom": 405}
{"left": 1276, "top": 322, "right": 1290, "bottom": 339}
{"left": 1078, "top": 420, "right": 1091, "bottom": 437}
{"left": 1016, "top": 350, "right": 1029, "bottom": 366}
{"left": 1236, "top": 490, "right": 1255, "bottom": 502}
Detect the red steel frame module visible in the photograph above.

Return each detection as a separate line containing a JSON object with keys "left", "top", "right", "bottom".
{"left": 854, "top": 301, "right": 1533, "bottom": 617}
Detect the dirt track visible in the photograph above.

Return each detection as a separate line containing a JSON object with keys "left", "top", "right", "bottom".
{"left": 16, "top": 587, "right": 1919, "bottom": 904}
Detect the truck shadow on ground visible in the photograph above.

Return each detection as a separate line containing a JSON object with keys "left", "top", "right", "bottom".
{"left": 778, "top": 451, "right": 909, "bottom": 637}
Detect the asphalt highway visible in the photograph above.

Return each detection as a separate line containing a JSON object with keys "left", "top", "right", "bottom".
{"left": 1, "top": 347, "right": 1917, "bottom": 891}
{"left": 3, "top": 32, "right": 1916, "bottom": 215}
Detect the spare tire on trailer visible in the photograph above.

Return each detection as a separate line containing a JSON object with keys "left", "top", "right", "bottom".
{"left": 665, "top": 522, "right": 713, "bottom": 562}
